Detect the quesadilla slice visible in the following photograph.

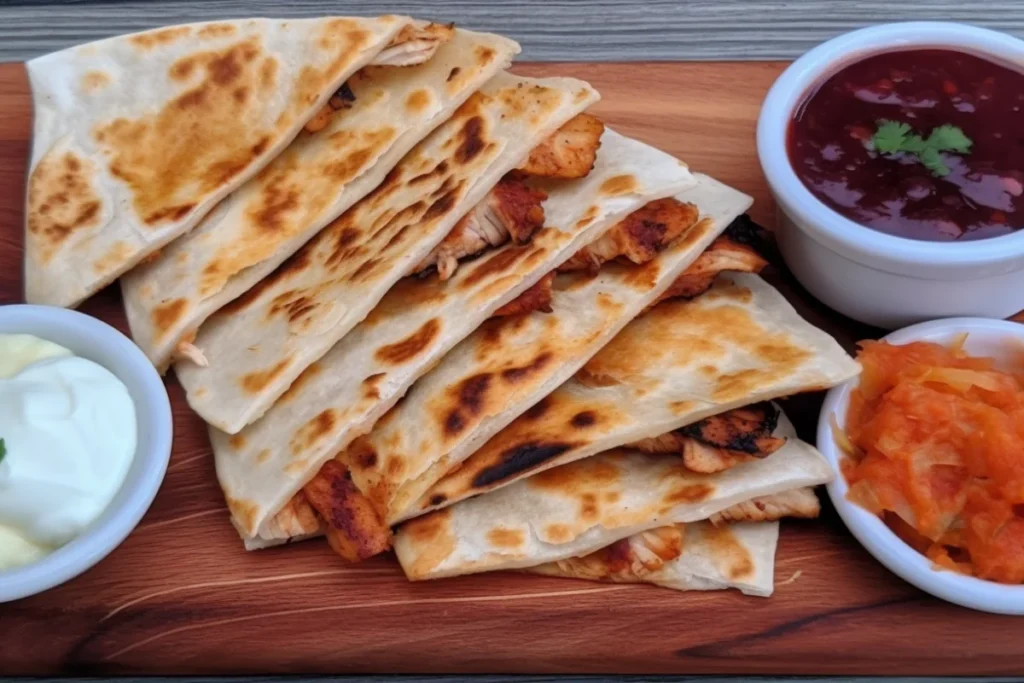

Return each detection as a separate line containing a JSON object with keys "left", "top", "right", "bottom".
{"left": 214, "top": 128, "right": 698, "bottom": 543}
{"left": 122, "top": 28, "right": 519, "bottom": 370}
{"left": 414, "top": 272, "right": 861, "bottom": 515}
{"left": 392, "top": 411, "right": 832, "bottom": 580}
{"left": 345, "top": 174, "right": 753, "bottom": 527}
{"left": 25, "top": 16, "right": 409, "bottom": 308}
{"left": 528, "top": 520, "right": 780, "bottom": 597}
{"left": 176, "top": 72, "right": 600, "bottom": 434}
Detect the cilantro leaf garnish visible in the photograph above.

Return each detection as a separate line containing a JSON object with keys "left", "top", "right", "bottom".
{"left": 0, "top": 438, "right": 6, "bottom": 464}
{"left": 870, "top": 119, "right": 973, "bottom": 177}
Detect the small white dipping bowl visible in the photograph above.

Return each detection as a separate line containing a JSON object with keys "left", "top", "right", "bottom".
{"left": 818, "top": 317, "right": 1024, "bottom": 614}
{"left": 0, "top": 305, "right": 172, "bottom": 603}
{"left": 758, "top": 22, "right": 1024, "bottom": 329}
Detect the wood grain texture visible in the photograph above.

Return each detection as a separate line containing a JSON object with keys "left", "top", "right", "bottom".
{"left": 4, "top": 0, "right": 1024, "bottom": 62}
{"left": 1, "top": 60, "right": 1023, "bottom": 677}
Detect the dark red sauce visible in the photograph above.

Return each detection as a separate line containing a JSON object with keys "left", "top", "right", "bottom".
{"left": 788, "top": 49, "right": 1024, "bottom": 241}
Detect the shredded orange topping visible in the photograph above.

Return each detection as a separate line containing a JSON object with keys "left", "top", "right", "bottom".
{"left": 841, "top": 338, "right": 1024, "bottom": 583}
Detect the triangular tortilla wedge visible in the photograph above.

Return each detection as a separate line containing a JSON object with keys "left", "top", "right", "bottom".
{"left": 392, "top": 411, "right": 832, "bottom": 580}
{"left": 122, "top": 28, "right": 519, "bottom": 370}
{"left": 176, "top": 71, "right": 600, "bottom": 434}
{"left": 413, "top": 272, "right": 861, "bottom": 515}
{"left": 214, "top": 128, "right": 698, "bottom": 542}
{"left": 346, "top": 174, "right": 753, "bottom": 525}
{"left": 24, "top": 16, "right": 409, "bottom": 308}
{"left": 527, "top": 521, "right": 780, "bottom": 597}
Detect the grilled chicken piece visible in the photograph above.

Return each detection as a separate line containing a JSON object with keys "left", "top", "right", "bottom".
{"left": 709, "top": 487, "right": 821, "bottom": 526}
{"left": 628, "top": 402, "right": 787, "bottom": 473}
{"left": 539, "top": 525, "right": 685, "bottom": 581}
{"left": 492, "top": 272, "right": 554, "bottom": 317}
{"left": 262, "top": 491, "right": 324, "bottom": 540}
{"left": 559, "top": 198, "right": 701, "bottom": 273}
{"left": 174, "top": 331, "right": 208, "bottom": 367}
{"left": 413, "top": 178, "right": 547, "bottom": 279}
{"left": 647, "top": 235, "right": 769, "bottom": 309}
{"left": 518, "top": 113, "right": 605, "bottom": 179}
{"left": 371, "top": 22, "right": 455, "bottom": 67}
{"left": 303, "top": 460, "right": 392, "bottom": 562}
{"left": 678, "top": 402, "right": 784, "bottom": 454}
{"left": 304, "top": 81, "right": 358, "bottom": 133}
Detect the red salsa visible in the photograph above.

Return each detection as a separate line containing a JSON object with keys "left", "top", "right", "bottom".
{"left": 788, "top": 49, "right": 1024, "bottom": 241}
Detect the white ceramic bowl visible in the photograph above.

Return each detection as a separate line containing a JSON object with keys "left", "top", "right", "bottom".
{"left": 758, "top": 22, "right": 1024, "bottom": 329}
{"left": 0, "top": 305, "right": 172, "bottom": 602}
{"left": 818, "top": 317, "right": 1024, "bottom": 614}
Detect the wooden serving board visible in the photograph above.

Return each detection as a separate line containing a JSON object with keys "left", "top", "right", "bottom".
{"left": 1, "top": 61, "right": 1022, "bottom": 677}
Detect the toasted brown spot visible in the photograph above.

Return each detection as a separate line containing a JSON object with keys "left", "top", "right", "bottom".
{"left": 458, "top": 245, "right": 530, "bottom": 290}
{"left": 96, "top": 36, "right": 280, "bottom": 226}
{"left": 229, "top": 433, "right": 247, "bottom": 450}
{"left": 254, "top": 448, "right": 272, "bottom": 464}
{"left": 442, "top": 374, "right": 492, "bottom": 437}
{"left": 429, "top": 493, "right": 447, "bottom": 507}
{"left": 386, "top": 455, "right": 405, "bottom": 478}
{"left": 405, "top": 88, "right": 432, "bottom": 114}
{"left": 580, "top": 493, "right": 599, "bottom": 521}
{"left": 472, "top": 441, "right": 574, "bottom": 490}
{"left": 226, "top": 496, "right": 259, "bottom": 534}
{"left": 454, "top": 116, "right": 485, "bottom": 164}
{"left": 544, "top": 523, "right": 572, "bottom": 543}
{"left": 487, "top": 527, "right": 525, "bottom": 548}
{"left": 347, "top": 436, "right": 378, "bottom": 471}
{"left": 408, "top": 160, "right": 449, "bottom": 186}
{"left": 240, "top": 358, "right": 291, "bottom": 394}
{"left": 475, "top": 45, "right": 497, "bottom": 65}
{"left": 531, "top": 458, "right": 621, "bottom": 492}
{"left": 671, "top": 400, "right": 698, "bottom": 415}
{"left": 570, "top": 410, "right": 596, "bottom": 428}
{"left": 279, "top": 362, "right": 323, "bottom": 403}
{"left": 704, "top": 524, "right": 755, "bottom": 581}
{"left": 501, "top": 351, "right": 552, "bottom": 383}
{"left": 27, "top": 151, "right": 104, "bottom": 263}
{"left": 574, "top": 205, "right": 600, "bottom": 229}
{"left": 81, "top": 70, "right": 111, "bottom": 91}
{"left": 198, "top": 23, "right": 238, "bottom": 39}
{"left": 291, "top": 408, "right": 338, "bottom": 453}
{"left": 217, "top": 243, "right": 313, "bottom": 313}
{"left": 268, "top": 291, "right": 318, "bottom": 324}
{"left": 93, "top": 241, "right": 133, "bottom": 276}
{"left": 665, "top": 483, "right": 714, "bottom": 505}
{"left": 151, "top": 298, "right": 188, "bottom": 335}
{"left": 361, "top": 372, "right": 386, "bottom": 400}
{"left": 130, "top": 25, "right": 192, "bottom": 49}
{"left": 599, "top": 174, "right": 640, "bottom": 197}
{"left": 522, "top": 397, "right": 551, "bottom": 421}
{"left": 375, "top": 318, "right": 441, "bottom": 365}
{"left": 401, "top": 509, "right": 456, "bottom": 577}
{"left": 446, "top": 67, "right": 461, "bottom": 82}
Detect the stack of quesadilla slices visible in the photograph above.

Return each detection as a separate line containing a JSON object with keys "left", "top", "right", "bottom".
{"left": 24, "top": 16, "right": 860, "bottom": 598}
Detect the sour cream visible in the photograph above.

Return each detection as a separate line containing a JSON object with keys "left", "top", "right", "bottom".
{"left": 0, "top": 334, "right": 137, "bottom": 570}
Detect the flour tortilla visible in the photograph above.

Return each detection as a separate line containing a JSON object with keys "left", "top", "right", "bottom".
{"left": 24, "top": 16, "right": 408, "bottom": 309}
{"left": 393, "top": 411, "right": 832, "bottom": 580}
{"left": 214, "top": 128, "right": 697, "bottom": 542}
{"left": 347, "top": 174, "right": 752, "bottom": 525}
{"left": 122, "top": 28, "right": 518, "bottom": 370}
{"left": 528, "top": 521, "right": 779, "bottom": 597}
{"left": 414, "top": 272, "right": 860, "bottom": 515}
{"left": 177, "top": 72, "right": 600, "bottom": 434}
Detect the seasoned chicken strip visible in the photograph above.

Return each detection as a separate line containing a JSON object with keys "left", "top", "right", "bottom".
{"left": 304, "top": 82, "right": 358, "bottom": 133}
{"left": 518, "top": 113, "right": 604, "bottom": 179}
{"left": 682, "top": 440, "right": 757, "bottom": 474}
{"left": 303, "top": 460, "right": 392, "bottom": 562}
{"left": 491, "top": 271, "right": 554, "bottom": 317}
{"left": 559, "top": 198, "right": 701, "bottom": 273}
{"left": 371, "top": 22, "right": 455, "bottom": 67}
{"left": 709, "top": 487, "right": 821, "bottom": 526}
{"left": 536, "top": 525, "right": 685, "bottom": 582}
{"left": 261, "top": 491, "right": 323, "bottom": 540}
{"left": 646, "top": 234, "right": 768, "bottom": 308}
{"left": 413, "top": 177, "right": 547, "bottom": 279}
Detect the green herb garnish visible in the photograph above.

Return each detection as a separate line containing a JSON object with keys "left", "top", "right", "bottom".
{"left": 871, "top": 120, "right": 973, "bottom": 177}
{"left": 0, "top": 438, "right": 6, "bottom": 464}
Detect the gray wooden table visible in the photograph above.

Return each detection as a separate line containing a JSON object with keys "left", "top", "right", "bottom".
{"left": 2, "top": 0, "right": 1024, "bottom": 62}
{"left": 2, "top": 0, "right": 1020, "bottom": 680}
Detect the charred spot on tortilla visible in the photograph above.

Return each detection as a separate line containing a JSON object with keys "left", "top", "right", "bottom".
{"left": 471, "top": 441, "right": 575, "bottom": 489}
{"left": 443, "top": 373, "right": 492, "bottom": 436}
{"left": 151, "top": 297, "right": 188, "bottom": 335}
{"left": 665, "top": 483, "right": 714, "bottom": 505}
{"left": 27, "top": 150, "right": 104, "bottom": 261}
{"left": 521, "top": 396, "right": 552, "bottom": 421}
{"left": 218, "top": 238, "right": 314, "bottom": 315}
{"left": 375, "top": 318, "right": 441, "bottom": 364}
{"left": 429, "top": 493, "right": 447, "bottom": 507}
{"left": 454, "top": 115, "right": 486, "bottom": 164}
{"left": 447, "top": 67, "right": 461, "bottom": 82}
{"left": 408, "top": 160, "right": 450, "bottom": 186}
{"left": 570, "top": 410, "right": 597, "bottom": 428}
{"left": 239, "top": 358, "right": 291, "bottom": 393}
{"left": 500, "top": 351, "right": 552, "bottom": 383}
{"left": 487, "top": 527, "right": 525, "bottom": 548}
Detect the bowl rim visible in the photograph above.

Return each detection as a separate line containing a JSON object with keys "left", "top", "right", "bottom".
{"left": 0, "top": 304, "right": 172, "bottom": 603}
{"left": 818, "top": 316, "right": 1024, "bottom": 614}
{"left": 757, "top": 21, "right": 1024, "bottom": 273}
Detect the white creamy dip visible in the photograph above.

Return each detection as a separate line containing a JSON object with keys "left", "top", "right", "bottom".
{"left": 0, "top": 334, "right": 137, "bottom": 570}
